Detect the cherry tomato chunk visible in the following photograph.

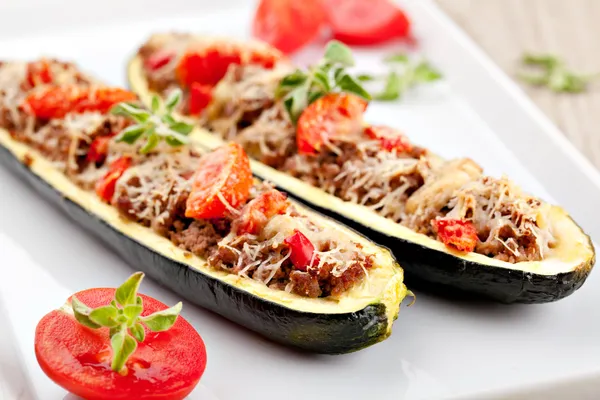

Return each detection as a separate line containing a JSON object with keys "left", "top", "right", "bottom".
{"left": 252, "top": 0, "right": 325, "bottom": 54}
{"left": 297, "top": 93, "right": 368, "bottom": 155}
{"left": 365, "top": 125, "right": 413, "bottom": 153}
{"left": 433, "top": 218, "right": 478, "bottom": 253}
{"left": 26, "top": 59, "right": 53, "bottom": 88}
{"left": 144, "top": 50, "right": 175, "bottom": 72}
{"left": 189, "top": 83, "right": 213, "bottom": 115}
{"left": 96, "top": 156, "right": 131, "bottom": 203}
{"left": 87, "top": 136, "right": 113, "bottom": 164}
{"left": 284, "top": 229, "right": 319, "bottom": 271}
{"left": 235, "top": 189, "right": 289, "bottom": 235}
{"left": 35, "top": 288, "right": 206, "bottom": 400}
{"left": 186, "top": 143, "right": 253, "bottom": 219}
{"left": 323, "top": 0, "right": 411, "bottom": 45}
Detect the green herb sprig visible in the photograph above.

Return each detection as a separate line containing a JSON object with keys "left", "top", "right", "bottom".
{"left": 277, "top": 40, "right": 372, "bottom": 123}
{"left": 358, "top": 53, "right": 442, "bottom": 101}
{"left": 518, "top": 53, "right": 598, "bottom": 93}
{"left": 111, "top": 89, "right": 194, "bottom": 153}
{"left": 71, "top": 272, "right": 182, "bottom": 374}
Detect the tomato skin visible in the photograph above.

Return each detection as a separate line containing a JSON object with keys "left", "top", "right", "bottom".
{"left": 96, "top": 156, "right": 131, "bottom": 203}
{"left": 433, "top": 218, "right": 478, "bottom": 253}
{"left": 177, "top": 46, "right": 243, "bottom": 88}
{"left": 235, "top": 189, "right": 289, "bottom": 235}
{"left": 35, "top": 288, "right": 206, "bottom": 400}
{"left": 186, "top": 143, "right": 253, "bottom": 219}
{"left": 189, "top": 83, "right": 213, "bottom": 115}
{"left": 144, "top": 50, "right": 175, "bottom": 72}
{"left": 365, "top": 125, "right": 413, "bottom": 153}
{"left": 25, "top": 59, "right": 53, "bottom": 88}
{"left": 323, "top": 0, "right": 411, "bottom": 45}
{"left": 297, "top": 93, "right": 368, "bottom": 155}
{"left": 87, "top": 136, "right": 113, "bottom": 164}
{"left": 252, "top": 0, "right": 326, "bottom": 54}
{"left": 284, "top": 229, "right": 318, "bottom": 271}
{"left": 23, "top": 86, "right": 137, "bottom": 120}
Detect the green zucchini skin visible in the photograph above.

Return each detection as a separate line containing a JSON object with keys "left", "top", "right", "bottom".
{"left": 271, "top": 189, "right": 594, "bottom": 304}
{"left": 0, "top": 143, "right": 394, "bottom": 354}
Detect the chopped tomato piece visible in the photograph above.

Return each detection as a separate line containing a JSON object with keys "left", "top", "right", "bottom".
{"left": 252, "top": 0, "right": 325, "bottom": 54}
{"left": 248, "top": 48, "right": 282, "bottom": 69}
{"left": 26, "top": 59, "right": 53, "bottom": 88}
{"left": 297, "top": 93, "right": 368, "bottom": 155}
{"left": 284, "top": 229, "right": 319, "bottom": 271}
{"left": 23, "top": 86, "right": 137, "bottom": 120}
{"left": 189, "top": 83, "right": 213, "bottom": 115}
{"left": 433, "top": 218, "right": 478, "bottom": 253}
{"left": 35, "top": 287, "right": 206, "bottom": 400}
{"left": 323, "top": 0, "right": 411, "bottom": 45}
{"left": 235, "top": 189, "right": 289, "bottom": 235}
{"left": 143, "top": 49, "right": 175, "bottom": 72}
{"left": 95, "top": 156, "right": 131, "bottom": 203}
{"left": 176, "top": 46, "right": 243, "bottom": 88}
{"left": 365, "top": 125, "right": 413, "bottom": 153}
{"left": 185, "top": 143, "right": 253, "bottom": 219}
{"left": 86, "top": 136, "right": 113, "bottom": 164}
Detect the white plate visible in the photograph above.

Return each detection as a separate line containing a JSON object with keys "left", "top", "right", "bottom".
{"left": 0, "top": 1, "right": 599, "bottom": 399}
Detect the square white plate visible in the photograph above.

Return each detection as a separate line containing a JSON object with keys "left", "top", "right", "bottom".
{"left": 0, "top": 1, "right": 599, "bottom": 399}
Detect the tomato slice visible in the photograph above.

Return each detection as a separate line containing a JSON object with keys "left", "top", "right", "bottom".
{"left": 235, "top": 189, "right": 289, "bottom": 235}
{"left": 25, "top": 59, "right": 53, "bottom": 88}
{"left": 365, "top": 125, "right": 413, "bottom": 153}
{"left": 96, "top": 156, "right": 132, "bottom": 203}
{"left": 186, "top": 143, "right": 253, "bottom": 219}
{"left": 23, "top": 86, "right": 137, "bottom": 120}
{"left": 252, "top": 0, "right": 326, "bottom": 54}
{"left": 433, "top": 218, "right": 478, "bottom": 253}
{"left": 86, "top": 136, "right": 113, "bottom": 164}
{"left": 296, "top": 93, "right": 368, "bottom": 155}
{"left": 284, "top": 229, "right": 319, "bottom": 271}
{"left": 189, "top": 83, "right": 213, "bottom": 115}
{"left": 177, "top": 46, "right": 243, "bottom": 88}
{"left": 35, "top": 288, "right": 206, "bottom": 400}
{"left": 323, "top": 0, "right": 411, "bottom": 45}
{"left": 144, "top": 49, "right": 175, "bottom": 72}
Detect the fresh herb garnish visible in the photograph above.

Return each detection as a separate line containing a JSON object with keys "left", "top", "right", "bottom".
{"left": 111, "top": 89, "right": 194, "bottom": 153}
{"left": 367, "top": 53, "right": 442, "bottom": 101}
{"left": 518, "top": 53, "right": 598, "bottom": 93}
{"left": 277, "top": 40, "right": 372, "bottom": 123}
{"left": 71, "top": 272, "right": 182, "bottom": 374}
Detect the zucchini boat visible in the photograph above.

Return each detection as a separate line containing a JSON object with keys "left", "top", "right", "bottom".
{"left": 0, "top": 59, "right": 408, "bottom": 354}
{"left": 128, "top": 33, "right": 595, "bottom": 303}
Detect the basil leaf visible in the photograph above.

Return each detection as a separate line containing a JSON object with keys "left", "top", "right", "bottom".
{"left": 71, "top": 296, "right": 101, "bottom": 329}
{"left": 414, "top": 62, "right": 442, "bottom": 82}
{"left": 169, "top": 121, "right": 194, "bottom": 135}
{"left": 89, "top": 305, "right": 120, "bottom": 328}
{"left": 130, "top": 323, "right": 146, "bottom": 343}
{"left": 115, "top": 272, "right": 144, "bottom": 307}
{"left": 385, "top": 54, "right": 410, "bottom": 64}
{"left": 110, "top": 329, "right": 137, "bottom": 373}
{"left": 336, "top": 73, "right": 372, "bottom": 100}
{"left": 324, "top": 40, "right": 355, "bottom": 67}
{"left": 116, "top": 124, "right": 146, "bottom": 144}
{"left": 164, "top": 89, "right": 182, "bottom": 113}
{"left": 374, "top": 71, "right": 403, "bottom": 101}
{"left": 151, "top": 95, "right": 160, "bottom": 113}
{"left": 141, "top": 302, "right": 182, "bottom": 332}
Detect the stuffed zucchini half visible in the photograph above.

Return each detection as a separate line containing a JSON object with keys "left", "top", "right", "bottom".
{"left": 128, "top": 33, "right": 595, "bottom": 303}
{"left": 0, "top": 59, "right": 408, "bottom": 354}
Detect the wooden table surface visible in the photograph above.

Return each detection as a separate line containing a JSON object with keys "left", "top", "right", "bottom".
{"left": 436, "top": 0, "right": 600, "bottom": 169}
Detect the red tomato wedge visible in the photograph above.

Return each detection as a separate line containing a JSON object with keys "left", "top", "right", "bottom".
{"left": 252, "top": 0, "right": 326, "bottom": 54}
{"left": 323, "top": 0, "right": 411, "bottom": 45}
{"left": 144, "top": 49, "right": 175, "bottom": 72}
{"left": 35, "top": 288, "right": 206, "bottom": 400}
{"left": 433, "top": 218, "right": 478, "bottom": 253}
{"left": 25, "top": 59, "right": 53, "bottom": 88}
{"left": 365, "top": 125, "right": 413, "bottom": 153}
{"left": 186, "top": 143, "right": 253, "bottom": 219}
{"left": 284, "top": 230, "right": 319, "bottom": 271}
{"left": 297, "top": 93, "right": 368, "bottom": 155}
{"left": 23, "top": 85, "right": 137, "bottom": 120}
{"left": 96, "top": 156, "right": 132, "bottom": 203}
{"left": 189, "top": 82, "right": 213, "bottom": 115}
{"left": 87, "top": 136, "right": 114, "bottom": 164}
{"left": 235, "top": 189, "right": 289, "bottom": 235}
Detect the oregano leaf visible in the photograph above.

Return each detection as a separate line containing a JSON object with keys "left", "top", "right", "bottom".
{"left": 115, "top": 272, "right": 144, "bottom": 306}
{"left": 141, "top": 302, "right": 182, "bottom": 332}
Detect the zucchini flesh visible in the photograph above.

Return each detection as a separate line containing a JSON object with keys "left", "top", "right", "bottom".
{"left": 128, "top": 55, "right": 595, "bottom": 304}
{"left": 0, "top": 126, "right": 407, "bottom": 353}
